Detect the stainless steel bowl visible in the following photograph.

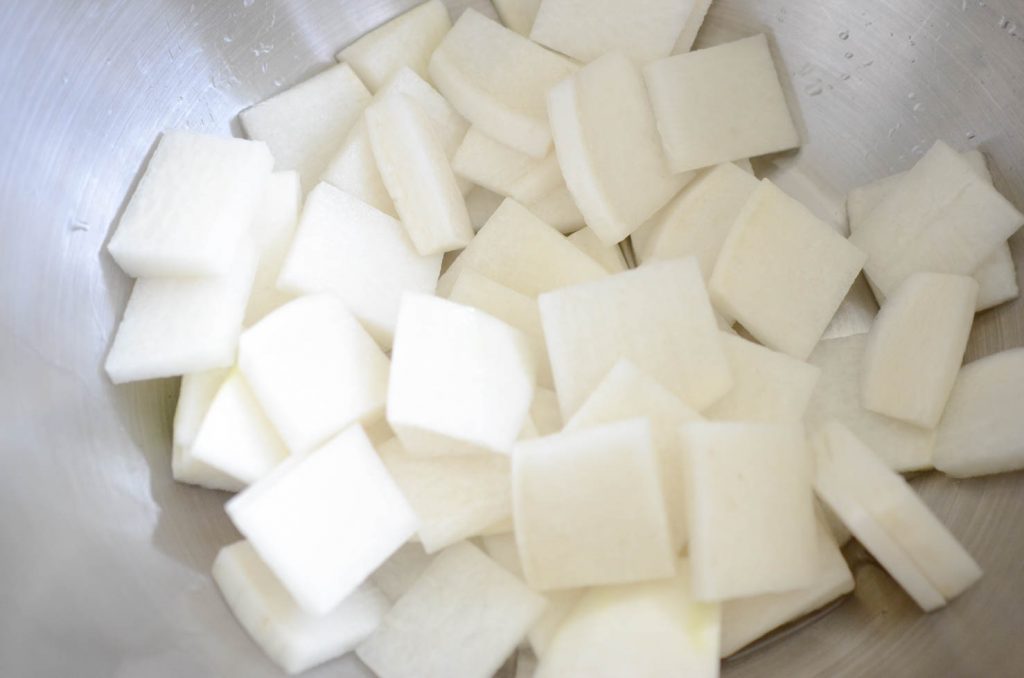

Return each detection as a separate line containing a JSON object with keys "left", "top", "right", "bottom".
{"left": 2, "top": 1, "right": 1022, "bottom": 676}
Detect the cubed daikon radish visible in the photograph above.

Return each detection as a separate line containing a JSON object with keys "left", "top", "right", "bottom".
{"left": 709, "top": 180, "right": 866, "bottom": 359}
{"left": 849, "top": 140, "right": 1023, "bottom": 299}
{"left": 513, "top": 419, "right": 677, "bottom": 590}
{"left": 437, "top": 198, "right": 607, "bottom": 297}
{"left": 377, "top": 437, "right": 512, "bottom": 553}
{"left": 387, "top": 293, "right": 536, "bottom": 456}
{"left": 107, "top": 132, "right": 272, "bottom": 278}
{"left": 240, "top": 63, "right": 371, "bottom": 189}
{"left": 105, "top": 238, "right": 258, "bottom": 384}
{"left": 356, "top": 542, "right": 546, "bottom": 678}
{"left": 276, "top": 183, "right": 441, "bottom": 349}
{"left": 680, "top": 421, "right": 818, "bottom": 601}
{"left": 529, "top": 387, "right": 563, "bottom": 437}
{"left": 549, "top": 51, "right": 689, "bottom": 245}
{"left": 213, "top": 540, "right": 390, "bottom": 675}
{"left": 806, "top": 333, "right": 935, "bottom": 472}
{"left": 539, "top": 258, "right": 731, "bottom": 417}
{"left": 238, "top": 295, "right": 390, "bottom": 454}
{"left": 530, "top": 0, "right": 691, "bottom": 63}
{"left": 719, "top": 520, "right": 853, "bottom": 657}
{"left": 645, "top": 35, "right": 799, "bottom": 173}
{"left": 536, "top": 559, "right": 720, "bottom": 678}
{"left": 448, "top": 269, "right": 552, "bottom": 387}
{"left": 860, "top": 272, "right": 977, "bottom": 428}
{"left": 371, "top": 542, "right": 434, "bottom": 602}
{"left": 172, "top": 368, "right": 242, "bottom": 491}
{"left": 494, "top": 0, "right": 541, "bottom": 35}
{"left": 525, "top": 186, "right": 586, "bottom": 234}
{"left": 565, "top": 360, "right": 702, "bottom": 550}
{"left": 337, "top": 0, "right": 452, "bottom": 91}
{"left": 227, "top": 425, "right": 418, "bottom": 616}
{"left": 567, "top": 227, "right": 627, "bottom": 273}
{"left": 244, "top": 171, "right": 301, "bottom": 326}
{"left": 705, "top": 332, "right": 820, "bottom": 423}
{"left": 452, "top": 127, "right": 564, "bottom": 205}
{"left": 934, "top": 348, "right": 1024, "bottom": 477}
{"left": 366, "top": 93, "right": 473, "bottom": 255}
{"left": 671, "top": 0, "right": 714, "bottom": 54}
{"left": 429, "top": 9, "right": 577, "bottom": 157}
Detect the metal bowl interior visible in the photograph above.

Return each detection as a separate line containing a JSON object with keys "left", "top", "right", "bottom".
{"left": 1, "top": 1, "right": 1023, "bottom": 676}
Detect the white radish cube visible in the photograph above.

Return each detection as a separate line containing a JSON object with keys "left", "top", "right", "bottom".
{"left": 337, "top": 0, "right": 452, "bottom": 91}
{"left": 720, "top": 520, "right": 853, "bottom": 657}
{"left": 448, "top": 269, "right": 552, "bottom": 387}
{"left": 238, "top": 295, "right": 390, "bottom": 454}
{"left": 452, "top": 126, "right": 563, "bottom": 205}
{"left": 934, "top": 348, "right": 1024, "bottom": 477}
{"left": 568, "top": 227, "right": 627, "bottom": 273}
{"left": 972, "top": 245, "right": 1019, "bottom": 311}
{"left": 240, "top": 63, "right": 370, "bottom": 189}
{"left": 849, "top": 140, "right": 1024, "bottom": 299}
{"left": 636, "top": 162, "right": 760, "bottom": 275}
{"left": 526, "top": 185, "right": 586, "bottom": 234}
{"left": 190, "top": 370, "right": 290, "bottom": 486}
{"left": 494, "top": 0, "right": 541, "bottom": 36}
{"left": 513, "top": 419, "right": 676, "bottom": 590}
{"left": 387, "top": 293, "right": 536, "bottom": 456}
{"left": 539, "top": 258, "right": 731, "bottom": 417}
{"left": 244, "top": 171, "right": 301, "bottom": 326}
{"left": 107, "top": 131, "right": 272, "bottom": 278}
{"left": 437, "top": 198, "right": 607, "bottom": 297}
{"left": 366, "top": 93, "right": 473, "bottom": 255}
{"left": 709, "top": 179, "right": 866, "bottom": 359}
{"left": 465, "top": 186, "right": 505, "bottom": 231}
{"left": 276, "top": 183, "right": 441, "bottom": 349}
{"left": 861, "top": 273, "right": 977, "bottom": 428}
{"left": 429, "top": 9, "right": 577, "bottom": 157}
{"left": 213, "top": 540, "right": 390, "bottom": 675}
{"left": 680, "top": 421, "right": 818, "bottom": 601}
{"left": 356, "top": 542, "right": 546, "bottom": 678}
{"left": 530, "top": 0, "right": 690, "bottom": 63}
{"left": 645, "top": 35, "right": 800, "bottom": 173}
{"left": 172, "top": 368, "right": 242, "bottom": 491}
{"left": 705, "top": 332, "right": 821, "bottom": 423}
{"left": 549, "top": 51, "right": 688, "bottom": 245}
{"left": 529, "top": 387, "right": 563, "bottom": 436}
{"left": 227, "top": 425, "right": 418, "bottom": 616}
{"left": 672, "top": 0, "right": 713, "bottom": 54}
{"left": 105, "top": 239, "right": 258, "bottom": 384}
{"left": 377, "top": 437, "right": 512, "bottom": 553}
{"left": 371, "top": 542, "right": 434, "bottom": 602}
{"left": 536, "top": 560, "right": 720, "bottom": 678}
{"left": 565, "top": 359, "right": 702, "bottom": 550}
{"left": 806, "top": 333, "right": 935, "bottom": 472}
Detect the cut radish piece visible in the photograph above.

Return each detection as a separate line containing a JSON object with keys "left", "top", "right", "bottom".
{"left": 529, "top": 387, "right": 563, "bottom": 436}
{"left": 860, "top": 272, "right": 977, "bottom": 428}
{"left": 107, "top": 132, "right": 272, "bottom": 278}
{"left": 680, "top": 421, "right": 818, "bottom": 601}
{"left": 760, "top": 157, "right": 849, "bottom": 235}
{"left": 672, "top": 0, "right": 714, "bottom": 53}
{"left": 525, "top": 186, "right": 586, "bottom": 234}
{"left": 513, "top": 419, "right": 676, "bottom": 590}
{"left": 709, "top": 179, "right": 866, "bottom": 359}
{"left": 437, "top": 198, "right": 606, "bottom": 297}
{"left": 565, "top": 359, "right": 702, "bottom": 550}
{"left": 540, "top": 258, "right": 732, "bottom": 417}
{"left": 705, "top": 332, "right": 820, "bottom": 423}
{"left": 387, "top": 293, "right": 536, "bottom": 456}
{"left": 213, "top": 540, "right": 390, "bottom": 676}
{"left": 636, "top": 162, "right": 761, "bottom": 275}
{"left": 172, "top": 368, "right": 241, "bottom": 491}
{"left": 238, "top": 295, "right": 390, "bottom": 454}
{"left": 549, "top": 51, "right": 689, "bottom": 245}
{"left": 227, "top": 425, "right": 418, "bottom": 616}
{"left": 934, "top": 348, "right": 1024, "bottom": 477}
{"left": 366, "top": 93, "right": 473, "bottom": 255}
{"left": 337, "top": 0, "right": 451, "bottom": 91}
{"left": 356, "top": 542, "right": 546, "bottom": 678}
{"left": 190, "top": 370, "right": 289, "bottom": 486}
{"left": 370, "top": 542, "right": 434, "bottom": 602}
{"left": 276, "top": 183, "right": 442, "bottom": 349}
{"left": 536, "top": 560, "right": 720, "bottom": 678}
{"left": 849, "top": 140, "right": 1024, "bottom": 299}
{"left": 244, "top": 171, "right": 301, "bottom": 326}
{"left": 567, "top": 227, "right": 627, "bottom": 273}
{"left": 493, "top": 0, "right": 541, "bottom": 35}
{"left": 377, "top": 437, "right": 512, "bottom": 553}
{"left": 720, "top": 520, "right": 853, "bottom": 657}
{"left": 645, "top": 35, "right": 800, "bottom": 173}
{"left": 530, "top": 0, "right": 691, "bottom": 63}
{"left": 240, "top": 63, "right": 371, "bottom": 189}
{"left": 105, "top": 238, "right": 258, "bottom": 384}
{"left": 448, "top": 269, "right": 552, "bottom": 387}
{"left": 429, "top": 9, "right": 577, "bottom": 157}
{"left": 452, "top": 126, "right": 564, "bottom": 205}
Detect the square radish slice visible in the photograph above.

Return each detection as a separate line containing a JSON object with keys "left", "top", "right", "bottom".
{"left": 244, "top": 171, "right": 301, "bottom": 327}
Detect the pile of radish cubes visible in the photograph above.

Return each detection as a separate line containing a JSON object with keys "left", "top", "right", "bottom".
{"left": 103, "top": 0, "right": 1024, "bottom": 676}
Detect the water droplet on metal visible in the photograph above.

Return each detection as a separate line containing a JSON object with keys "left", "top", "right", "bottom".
{"left": 844, "top": 52, "right": 854, "bottom": 59}
{"left": 223, "top": 35, "right": 233, "bottom": 43}
{"left": 242, "top": 0, "right": 255, "bottom": 7}
{"left": 967, "top": 131, "right": 977, "bottom": 140}
{"left": 912, "top": 102, "right": 923, "bottom": 112}
{"left": 839, "top": 30, "right": 850, "bottom": 40}
{"left": 840, "top": 73, "right": 851, "bottom": 81}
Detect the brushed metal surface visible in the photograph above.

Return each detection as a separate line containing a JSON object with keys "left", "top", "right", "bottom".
{"left": 1, "top": 1, "right": 1022, "bottom": 677}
